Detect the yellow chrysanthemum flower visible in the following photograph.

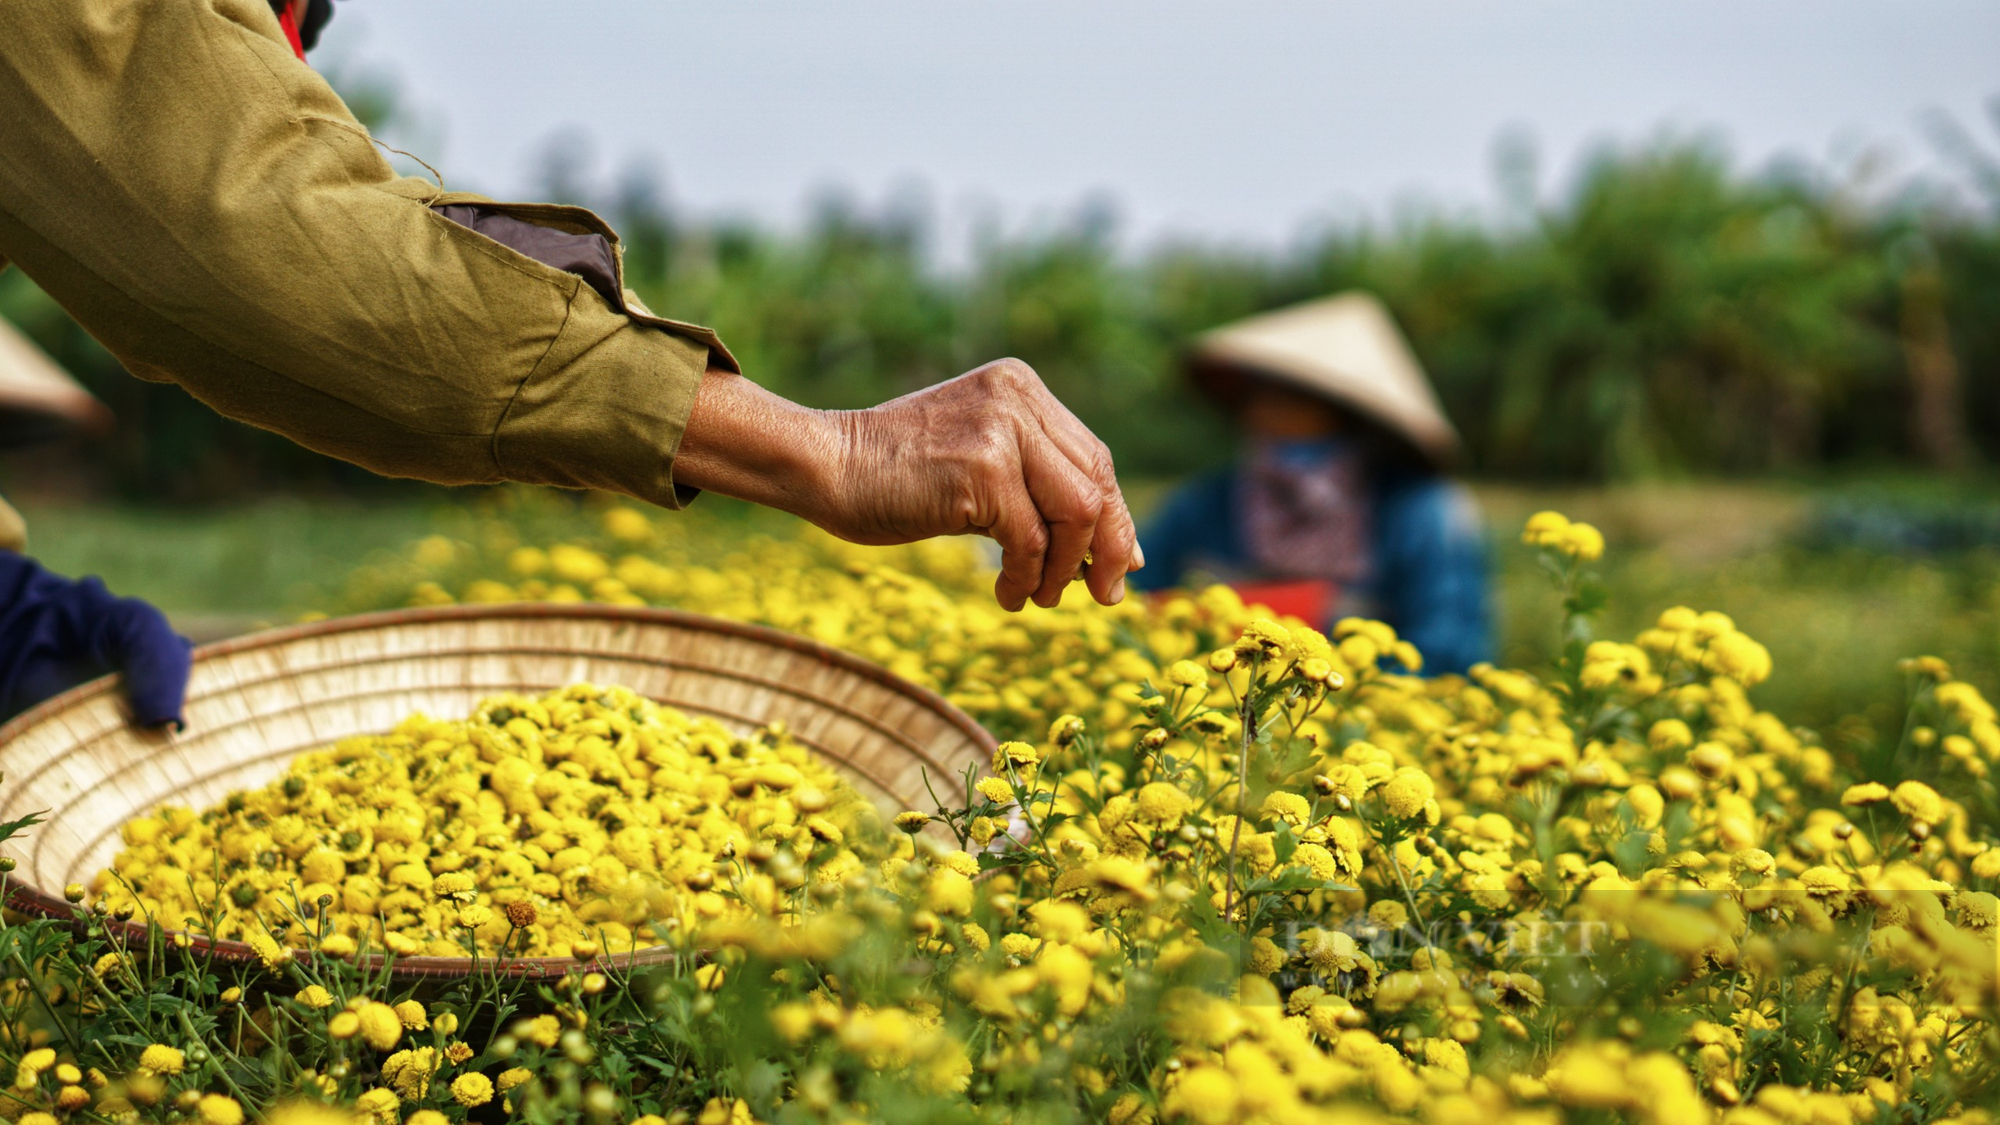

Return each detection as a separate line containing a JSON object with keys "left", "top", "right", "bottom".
{"left": 1377, "top": 768, "right": 1434, "bottom": 820}
{"left": 137, "top": 1044, "right": 184, "bottom": 1076}
{"left": 197, "top": 1094, "right": 245, "bottom": 1125}
{"left": 356, "top": 1002, "right": 404, "bottom": 1051}
{"left": 1134, "top": 782, "right": 1194, "bottom": 825}
{"left": 450, "top": 1072, "right": 495, "bottom": 1107}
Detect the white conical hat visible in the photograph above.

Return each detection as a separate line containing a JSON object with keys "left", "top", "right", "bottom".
{"left": 0, "top": 315, "right": 111, "bottom": 445}
{"left": 1190, "top": 291, "right": 1463, "bottom": 469}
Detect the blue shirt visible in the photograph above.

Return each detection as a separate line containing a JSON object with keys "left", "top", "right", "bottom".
{"left": 1132, "top": 465, "right": 1492, "bottom": 675}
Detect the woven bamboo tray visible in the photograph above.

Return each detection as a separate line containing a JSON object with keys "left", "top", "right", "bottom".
{"left": 0, "top": 605, "right": 996, "bottom": 978}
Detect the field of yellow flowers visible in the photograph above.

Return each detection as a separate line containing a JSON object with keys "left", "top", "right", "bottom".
{"left": 1, "top": 500, "right": 1997, "bottom": 1125}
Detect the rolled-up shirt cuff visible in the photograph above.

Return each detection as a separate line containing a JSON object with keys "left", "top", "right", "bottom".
{"left": 494, "top": 311, "right": 710, "bottom": 511}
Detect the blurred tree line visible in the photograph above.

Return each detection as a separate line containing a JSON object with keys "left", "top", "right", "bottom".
{"left": 4, "top": 107, "right": 1999, "bottom": 500}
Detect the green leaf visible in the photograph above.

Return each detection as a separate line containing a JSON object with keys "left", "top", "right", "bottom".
{"left": 1271, "top": 823, "right": 1299, "bottom": 866}
{"left": 0, "top": 810, "right": 46, "bottom": 842}
{"left": 1247, "top": 871, "right": 1350, "bottom": 897}
{"left": 1610, "top": 828, "right": 1653, "bottom": 877}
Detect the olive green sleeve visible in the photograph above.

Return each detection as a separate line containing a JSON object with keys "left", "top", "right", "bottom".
{"left": 0, "top": 256, "right": 21, "bottom": 549}
{"left": 0, "top": 0, "right": 725, "bottom": 509}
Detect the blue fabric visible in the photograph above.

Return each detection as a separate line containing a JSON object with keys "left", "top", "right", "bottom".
{"left": 1133, "top": 465, "right": 1493, "bottom": 675}
{"left": 0, "top": 552, "right": 191, "bottom": 727}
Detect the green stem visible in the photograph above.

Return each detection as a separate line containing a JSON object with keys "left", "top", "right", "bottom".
{"left": 1222, "top": 692, "right": 1257, "bottom": 921}
{"left": 1384, "top": 843, "right": 1431, "bottom": 946}
{"left": 180, "top": 1007, "right": 258, "bottom": 1110}
{"left": 6, "top": 945, "right": 86, "bottom": 1061}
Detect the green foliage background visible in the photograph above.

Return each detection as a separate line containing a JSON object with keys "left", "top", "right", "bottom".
{"left": 4, "top": 115, "right": 2000, "bottom": 498}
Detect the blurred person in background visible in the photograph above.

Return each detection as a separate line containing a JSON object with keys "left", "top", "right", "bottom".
{"left": 0, "top": 0, "right": 1138, "bottom": 726}
{"left": 1132, "top": 293, "right": 1491, "bottom": 674}
{"left": 0, "top": 319, "right": 190, "bottom": 728}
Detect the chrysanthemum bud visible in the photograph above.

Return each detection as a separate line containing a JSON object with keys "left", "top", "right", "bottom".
{"left": 768, "top": 854, "right": 805, "bottom": 890}
{"left": 1048, "top": 714, "right": 1085, "bottom": 746}
{"left": 583, "top": 1084, "right": 619, "bottom": 1118}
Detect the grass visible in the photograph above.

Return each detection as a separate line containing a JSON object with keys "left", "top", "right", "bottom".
{"left": 9, "top": 492, "right": 456, "bottom": 632}
{"left": 8, "top": 479, "right": 1996, "bottom": 744}
{"left": 1480, "top": 482, "right": 2000, "bottom": 747}
{"left": 7, "top": 486, "right": 797, "bottom": 634}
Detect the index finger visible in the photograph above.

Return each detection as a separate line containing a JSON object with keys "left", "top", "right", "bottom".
{"left": 982, "top": 475, "right": 1052, "bottom": 613}
{"left": 1020, "top": 440, "right": 1104, "bottom": 608}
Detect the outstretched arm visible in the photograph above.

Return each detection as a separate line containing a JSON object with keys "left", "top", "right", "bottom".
{"left": 0, "top": 2, "right": 1137, "bottom": 610}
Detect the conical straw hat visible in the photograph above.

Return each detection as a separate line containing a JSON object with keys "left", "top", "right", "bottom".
{"left": 0, "top": 315, "right": 111, "bottom": 447}
{"left": 1190, "top": 292, "right": 1463, "bottom": 469}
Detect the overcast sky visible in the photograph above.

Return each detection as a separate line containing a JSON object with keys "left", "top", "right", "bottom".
{"left": 318, "top": 1, "right": 2000, "bottom": 252}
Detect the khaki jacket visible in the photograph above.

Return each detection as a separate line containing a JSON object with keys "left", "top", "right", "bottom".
{"left": 0, "top": 0, "right": 732, "bottom": 545}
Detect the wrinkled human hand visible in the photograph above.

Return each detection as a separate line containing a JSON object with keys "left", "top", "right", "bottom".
{"left": 674, "top": 359, "right": 1141, "bottom": 611}
{"left": 827, "top": 359, "right": 1141, "bottom": 610}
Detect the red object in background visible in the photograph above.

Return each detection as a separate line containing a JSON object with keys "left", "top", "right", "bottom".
{"left": 277, "top": 6, "right": 307, "bottom": 59}
{"left": 1229, "top": 579, "right": 1336, "bottom": 624}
